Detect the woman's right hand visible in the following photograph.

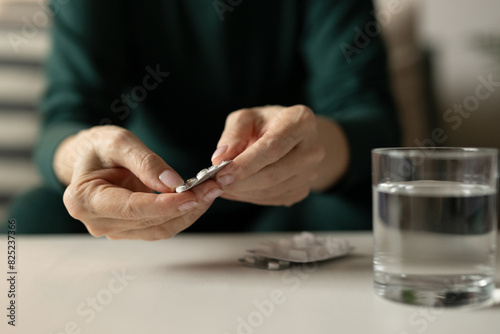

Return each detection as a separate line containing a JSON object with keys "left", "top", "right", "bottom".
{"left": 54, "top": 125, "right": 223, "bottom": 240}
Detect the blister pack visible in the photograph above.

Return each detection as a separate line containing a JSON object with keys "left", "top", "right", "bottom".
{"left": 240, "top": 232, "right": 354, "bottom": 270}
{"left": 176, "top": 160, "right": 232, "bottom": 193}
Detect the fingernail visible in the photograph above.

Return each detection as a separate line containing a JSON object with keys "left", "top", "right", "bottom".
{"left": 159, "top": 169, "right": 184, "bottom": 189}
{"left": 211, "top": 145, "right": 228, "bottom": 161}
{"left": 218, "top": 174, "right": 234, "bottom": 187}
{"left": 178, "top": 201, "right": 198, "bottom": 211}
{"left": 204, "top": 188, "right": 223, "bottom": 203}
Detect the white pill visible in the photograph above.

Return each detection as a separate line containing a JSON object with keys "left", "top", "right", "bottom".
{"left": 244, "top": 255, "right": 256, "bottom": 264}
{"left": 197, "top": 169, "right": 208, "bottom": 179}
{"left": 186, "top": 178, "right": 198, "bottom": 187}
{"left": 175, "top": 185, "right": 188, "bottom": 193}
{"left": 300, "top": 232, "right": 316, "bottom": 244}
{"left": 267, "top": 261, "right": 280, "bottom": 270}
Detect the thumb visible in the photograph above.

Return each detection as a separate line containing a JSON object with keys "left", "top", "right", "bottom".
{"left": 211, "top": 109, "right": 256, "bottom": 165}
{"left": 92, "top": 127, "right": 184, "bottom": 193}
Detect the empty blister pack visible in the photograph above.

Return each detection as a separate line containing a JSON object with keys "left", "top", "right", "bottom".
{"left": 240, "top": 232, "right": 354, "bottom": 270}
{"left": 176, "top": 160, "right": 232, "bottom": 193}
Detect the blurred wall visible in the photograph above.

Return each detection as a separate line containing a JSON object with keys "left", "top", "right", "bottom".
{"left": 0, "top": 0, "right": 47, "bottom": 222}
{"left": 418, "top": 0, "right": 500, "bottom": 149}
{"left": 375, "top": 0, "right": 431, "bottom": 147}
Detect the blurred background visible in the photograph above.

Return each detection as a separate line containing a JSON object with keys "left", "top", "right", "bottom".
{"left": 0, "top": 0, "right": 499, "bottom": 226}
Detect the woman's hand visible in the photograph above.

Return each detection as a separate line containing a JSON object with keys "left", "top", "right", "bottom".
{"left": 54, "top": 125, "right": 223, "bottom": 240}
{"left": 211, "top": 105, "right": 349, "bottom": 207}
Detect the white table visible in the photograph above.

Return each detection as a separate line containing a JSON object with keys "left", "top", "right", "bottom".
{"left": 1, "top": 232, "right": 499, "bottom": 334}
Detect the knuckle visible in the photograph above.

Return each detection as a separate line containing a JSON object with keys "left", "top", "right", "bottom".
{"left": 309, "top": 145, "right": 326, "bottom": 164}
{"left": 104, "top": 124, "right": 129, "bottom": 135}
{"left": 82, "top": 180, "right": 117, "bottom": 217}
{"left": 121, "top": 199, "right": 141, "bottom": 220}
{"left": 64, "top": 186, "right": 112, "bottom": 238}
{"left": 291, "top": 105, "right": 316, "bottom": 132}
{"left": 105, "top": 127, "right": 133, "bottom": 151}
{"left": 289, "top": 104, "right": 314, "bottom": 121}
{"left": 136, "top": 152, "right": 160, "bottom": 174}
{"left": 88, "top": 125, "right": 123, "bottom": 144}
{"left": 226, "top": 108, "right": 252, "bottom": 126}
{"left": 74, "top": 128, "right": 92, "bottom": 144}
{"left": 264, "top": 137, "right": 285, "bottom": 160}
{"left": 88, "top": 185, "right": 111, "bottom": 214}
{"left": 226, "top": 110, "right": 239, "bottom": 123}
{"left": 75, "top": 127, "right": 98, "bottom": 144}
{"left": 231, "top": 108, "right": 251, "bottom": 119}
{"left": 114, "top": 193, "right": 142, "bottom": 220}
{"left": 63, "top": 186, "right": 86, "bottom": 219}
{"left": 295, "top": 104, "right": 314, "bottom": 118}
{"left": 226, "top": 108, "right": 255, "bottom": 127}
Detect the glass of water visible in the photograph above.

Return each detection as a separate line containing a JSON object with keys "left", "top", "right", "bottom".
{"left": 372, "top": 147, "right": 498, "bottom": 307}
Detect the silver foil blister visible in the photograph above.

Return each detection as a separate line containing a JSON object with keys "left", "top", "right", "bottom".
{"left": 175, "top": 160, "right": 232, "bottom": 193}
{"left": 240, "top": 232, "right": 354, "bottom": 270}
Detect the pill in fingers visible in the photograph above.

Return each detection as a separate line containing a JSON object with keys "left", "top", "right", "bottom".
{"left": 176, "top": 160, "right": 232, "bottom": 193}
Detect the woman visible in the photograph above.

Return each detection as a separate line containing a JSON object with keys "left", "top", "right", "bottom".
{"left": 7, "top": 0, "right": 399, "bottom": 238}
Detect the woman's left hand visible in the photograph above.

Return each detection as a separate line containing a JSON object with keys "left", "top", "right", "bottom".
{"left": 211, "top": 105, "right": 349, "bottom": 207}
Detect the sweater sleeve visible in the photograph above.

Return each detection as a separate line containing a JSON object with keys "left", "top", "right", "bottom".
{"left": 36, "top": 0, "right": 131, "bottom": 193}
{"left": 301, "top": 0, "right": 401, "bottom": 193}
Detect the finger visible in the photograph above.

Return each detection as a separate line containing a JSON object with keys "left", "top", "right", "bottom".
{"left": 78, "top": 176, "right": 222, "bottom": 220}
{"left": 222, "top": 147, "right": 297, "bottom": 192}
{"left": 104, "top": 191, "right": 217, "bottom": 240}
{"left": 85, "top": 126, "right": 184, "bottom": 193}
{"left": 64, "top": 178, "right": 198, "bottom": 222}
{"left": 188, "top": 179, "right": 224, "bottom": 204}
{"left": 224, "top": 137, "right": 323, "bottom": 192}
{"left": 82, "top": 199, "right": 213, "bottom": 236}
{"left": 65, "top": 174, "right": 223, "bottom": 235}
{"left": 222, "top": 183, "right": 310, "bottom": 207}
{"left": 211, "top": 108, "right": 257, "bottom": 165}
{"left": 216, "top": 107, "right": 311, "bottom": 187}
{"left": 224, "top": 174, "right": 298, "bottom": 199}
{"left": 104, "top": 216, "right": 196, "bottom": 241}
{"left": 88, "top": 167, "right": 155, "bottom": 193}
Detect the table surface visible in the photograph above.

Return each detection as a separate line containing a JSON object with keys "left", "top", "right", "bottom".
{"left": 1, "top": 232, "right": 499, "bottom": 334}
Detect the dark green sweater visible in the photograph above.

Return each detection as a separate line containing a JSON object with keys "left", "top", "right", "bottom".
{"left": 36, "top": 0, "right": 400, "bottom": 232}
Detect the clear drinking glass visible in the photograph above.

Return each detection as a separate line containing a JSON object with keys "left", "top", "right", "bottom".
{"left": 372, "top": 147, "right": 498, "bottom": 307}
